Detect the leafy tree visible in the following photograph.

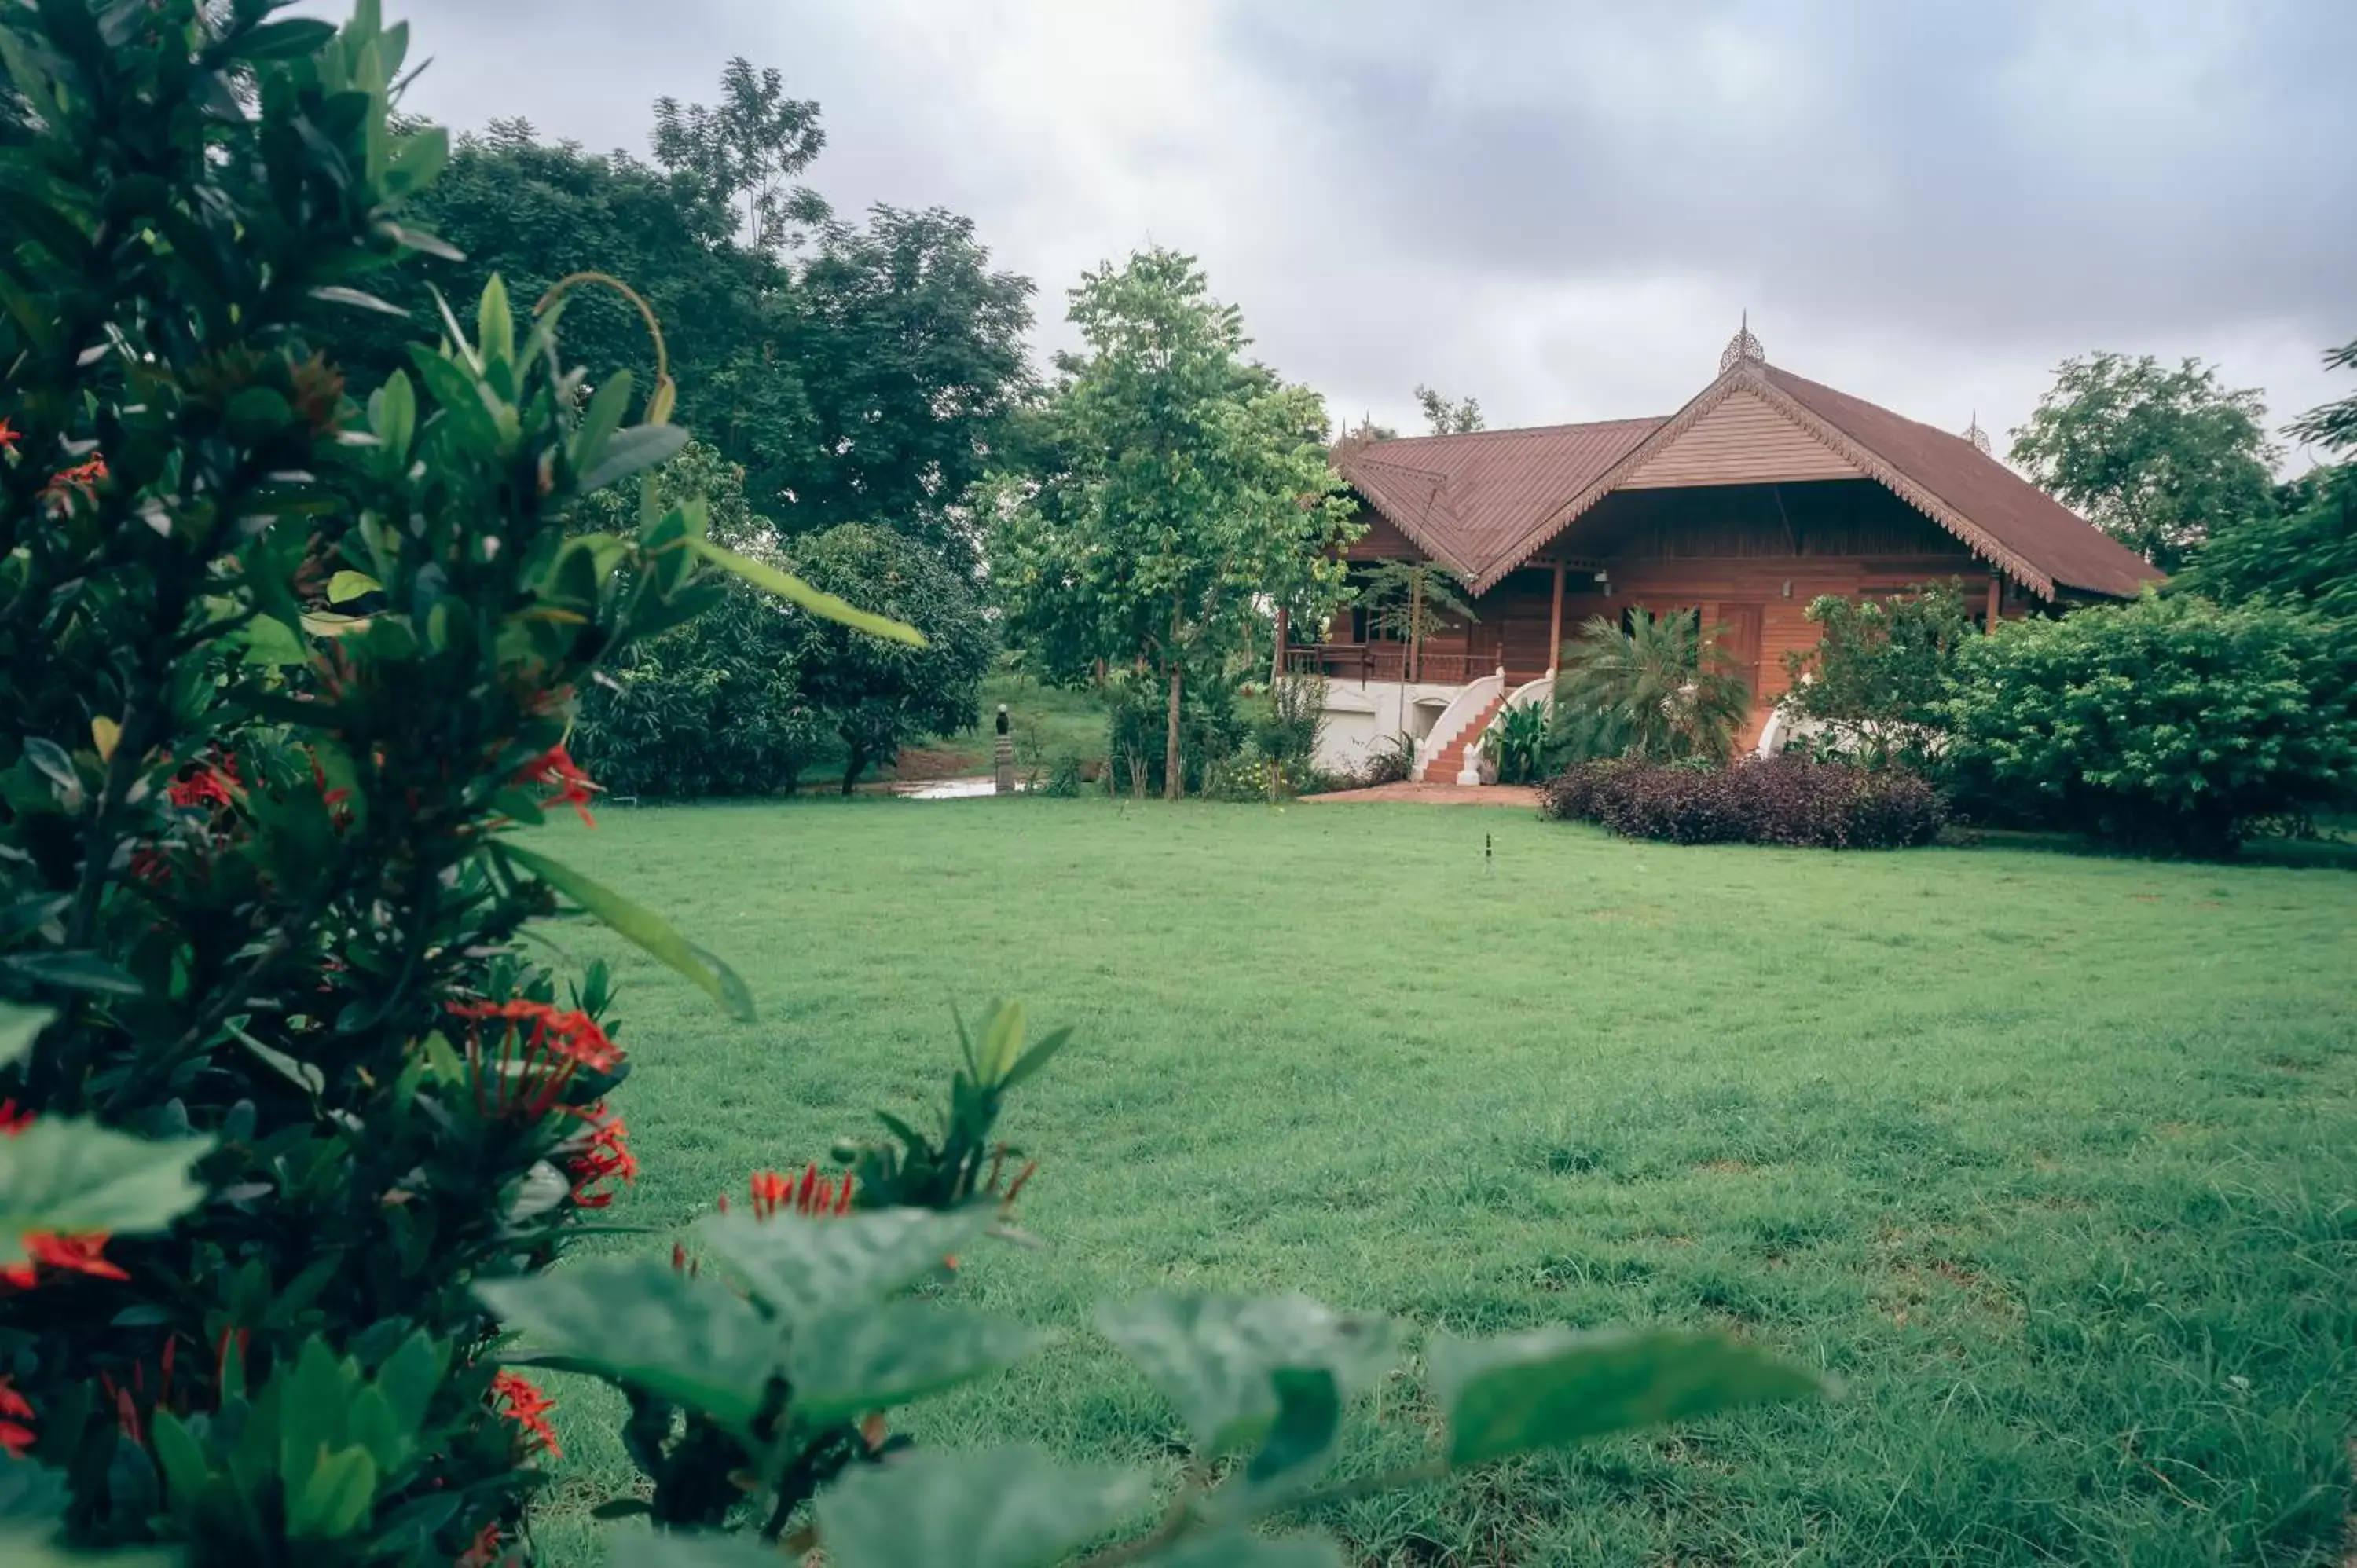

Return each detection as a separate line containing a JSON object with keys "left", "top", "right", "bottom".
{"left": 652, "top": 57, "right": 830, "bottom": 254}
{"left": 332, "top": 108, "right": 1032, "bottom": 560}
{"left": 1415, "top": 383, "right": 1485, "bottom": 435}
{"left": 2177, "top": 339, "right": 2357, "bottom": 617}
{"left": 1549, "top": 610, "right": 1751, "bottom": 765}
{"left": 1356, "top": 559, "right": 1475, "bottom": 679}
{"left": 570, "top": 445, "right": 824, "bottom": 797}
{"left": 788, "top": 524, "right": 995, "bottom": 793}
{"left": 993, "top": 250, "right": 1359, "bottom": 798}
{"left": 2009, "top": 352, "right": 2276, "bottom": 571}
{"left": 1778, "top": 581, "right": 1975, "bottom": 766}
{"left": 1943, "top": 593, "right": 2357, "bottom": 853}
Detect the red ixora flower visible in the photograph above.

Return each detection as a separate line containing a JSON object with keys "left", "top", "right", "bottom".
{"left": 0, "top": 1377, "right": 32, "bottom": 1459}
{"left": 446, "top": 998, "right": 623, "bottom": 1121}
{"left": 0, "top": 1100, "right": 30, "bottom": 1136}
{"left": 728, "top": 1162, "right": 856, "bottom": 1222}
{"left": 2, "top": 1230, "right": 130, "bottom": 1291}
{"left": 456, "top": 1522, "right": 504, "bottom": 1568}
{"left": 0, "top": 417, "right": 19, "bottom": 452}
{"left": 561, "top": 1101, "right": 636, "bottom": 1209}
{"left": 167, "top": 755, "right": 240, "bottom": 811}
{"left": 489, "top": 1370, "right": 559, "bottom": 1460}
{"left": 513, "top": 743, "right": 599, "bottom": 827}
{"left": 39, "top": 455, "right": 108, "bottom": 512}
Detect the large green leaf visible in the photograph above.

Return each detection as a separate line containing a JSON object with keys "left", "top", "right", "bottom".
{"left": 475, "top": 1260, "right": 779, "bottom": 1431}
{"left": 1139, "top": 1530, "right": 1345, "bottom": 1568}
{"left": 690, "top": 538, "right": 927, "bottom": 647}
{"left": 0, "top": 1002, "right": 53, "bottom": 1068}
{"left": 578, "top": 424, "right": 689, "bottom": 493}
{"left": 784, "top": 1302, "right": 1041, "bottom": 1425}
{"left": 815, "top": 1446, "right": 1150, "bottom": 1568}
{"left": 697, "top": 1207, "right": 988, "bottom": 1328}
{"left": 1427, "top": 1327, "right": 1827, "bottom": 1466}
{"left": 495, "top": 842, "right": 753, "bottom": 1021}
{"left": 0, "top": 1119, "right": 211, "bottom": 1266}
{"left": 1095, "top": 1294, "right": 1398, "bottom": 1456}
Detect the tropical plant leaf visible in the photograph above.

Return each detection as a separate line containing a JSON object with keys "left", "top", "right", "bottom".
{"left": 578, "top": 424, "right": 689, "bottom": 494}
{"left": 1427, "top": 1326, "right": 1827, "bottom": 1465}
{"left": 691, "top": 538, "right": 927, "bottom": 647}
{"left": 494, "top": 842, "right": 753, "bottom": 1021}
{"left": 696, "top": 1207, "right": 989, "bottom": 1328}
{"left": 0, "top": 1119, "right": 211, "bottom": 1266}
{"left": 783, "top": 1301, "right": 1041, "bottom": 1425}
{"left": 0, "top": 1002, "right": 53, "bottom": 1069}
{"left": 1095, "top": 1294, "right": 1398, "bottom": 1456}
{"left": 815, "top": 1446, "right": 1150, "bottom": 1568}
{"left": 475, "top": 1260, "right": 779, "bottom": 1430}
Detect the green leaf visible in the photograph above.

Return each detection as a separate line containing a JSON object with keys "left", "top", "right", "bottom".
{"left": 227, "top": 16, "right": 336, "bottom": 59}
{"left": 494, "top": 842, "right": 753, "bottom": 1021}
{"left": 816, "top": 1446, "right": 1150, "bottom": 1568}
{"left": 477, "top": 275, "right": 515, "bottom": 370}
{"left": 977, "top": 1001, "right": 1024, "bottom": 1085}
{"left": 1138, "top": 1530, "right": 1344, "bottom": 1568}
{"left": 1244, "top": 1367, "right": 1340, "bottom": 1487}
{"left": 232, "top": 1028, "right": 323, "bottom": 1098}
{"left": 0, "top": 950, "right": 141, "bottom": 996}
{"left": 1095, "top": 1294, "right": 1398, "bottom": 1456}
{"left": 1427, "top": 1327, "right": 1827, "bottom": 1466}
{"left": 999, "top": 1024, "right": 1074, "bottom": 1094}
{"left": 570, "top": 372, "right": 633, "bottom": 485}
{"left": 475, "top": 1260, "right": 778, "bottom": 1430}
{"left": 325, "top": 570, "right": 383, "bottom": 605}
{"left": 286, "top": 1445, "right": 377, "bottom": 1541}
{"left": 697, "top": 1207, "right": 989, "bottom": 1328}
{"left": 0, "top": 1119, "right": 211, "bottom": 1266}
{"left": 238, "top": 614, "right": 310, "bottom": 667}
{"left": 0, "top": 1002, "right": 54, "bottom": 1069}
{"left": 785, "top": 1302, "right": 1041, "bottom": 1425}
{"left": 578, "top": 424, "right": 689, "bottom": 494}
{"left": 690, "top": 538, "right": 928, "bottom": 647}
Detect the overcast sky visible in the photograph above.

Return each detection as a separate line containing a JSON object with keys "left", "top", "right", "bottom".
{"left": 368, "top": 0, "right": 2355, "bottom": 472}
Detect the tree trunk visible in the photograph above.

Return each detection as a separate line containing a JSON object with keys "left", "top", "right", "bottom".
{"left": 840, "top": 743, "right": 867, "bottom": 796}
{"left": 1163, "top": 664, "right": 1183, "bottom": 801}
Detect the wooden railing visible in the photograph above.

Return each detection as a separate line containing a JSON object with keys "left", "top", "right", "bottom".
{"left": 1284, "top": 647, "right": 1490, "bottom": 685}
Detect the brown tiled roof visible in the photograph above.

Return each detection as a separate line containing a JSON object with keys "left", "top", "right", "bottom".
{"left": 1333, "top": 419, "right": 1662, "bottom": 579}
{"left": 1334, "top": 361, "right": 2163, "bottom": 601}
{"left": 1759, "top": 366, "right": 2161, "bottom": 599}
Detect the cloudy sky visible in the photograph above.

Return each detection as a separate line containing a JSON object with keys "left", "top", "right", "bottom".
{"left": 372, "top": 0, "right": 2354, "bottom": 471}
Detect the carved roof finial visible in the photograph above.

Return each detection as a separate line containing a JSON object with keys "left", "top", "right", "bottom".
{"left": 1720, "top": 310, "right": 1765, "bottom": 373}
{"left": 1963, "top": 411, "right": 1992, "bottom": 455}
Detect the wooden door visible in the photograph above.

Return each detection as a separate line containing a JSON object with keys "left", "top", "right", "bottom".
{"left": 1716, "top": 604, "right": 1765, "bottom": 698}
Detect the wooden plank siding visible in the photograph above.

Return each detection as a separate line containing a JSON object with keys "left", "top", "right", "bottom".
{"left": 1620, "top": 390, "right": 1860, "bottom": 489}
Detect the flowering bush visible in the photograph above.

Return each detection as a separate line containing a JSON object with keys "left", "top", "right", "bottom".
{"left": 1540, "top": 757, "right": 1946, "bottom": 848}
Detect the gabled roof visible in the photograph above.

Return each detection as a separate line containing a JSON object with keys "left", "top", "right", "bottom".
{"left": 1332, "top": 357, "right": 2163, "bottom": 600}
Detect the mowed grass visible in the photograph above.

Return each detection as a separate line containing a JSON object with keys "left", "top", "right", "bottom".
{"left": 522, "top": 798, "right": 2357, "bottom": 1566}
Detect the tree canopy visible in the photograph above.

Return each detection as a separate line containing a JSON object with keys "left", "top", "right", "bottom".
{"left": 339, "top": 71, "right": 1032, "bottom": 570}
{"left": 991, "top": 249, "right": 1360, "bottom": 797}
{"left": 2176, "top": 337, "right": 2357, "bottom": 618}
{"left": 2009, "top": 352, "right": 2275, "bottom": 572}
{"left": 1415, "top": 384, "right": 1486, "bottom": 435}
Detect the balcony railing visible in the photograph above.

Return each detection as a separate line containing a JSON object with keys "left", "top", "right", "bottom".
{"left": 1284, "top": 646, "right": 1490, "bottom": 686}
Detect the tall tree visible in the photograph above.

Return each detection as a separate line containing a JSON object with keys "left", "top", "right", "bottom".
{"left": 1415, "top": 384, "right": 1485, "bottom": 435}
{"left": 2009, "top": 352, "right": 2275, "bottom": 571}
{"left": 651, "top": 57, "right": 830, "bottom": 252}
{"left": 994, "top": 249, "right": 1360, "bottom": 797}
{"left": 2177, "top": 337, "right": 2357, "bottom": 617}
{"left": 330, "top": 104, "right": 1032, "bottom": 562}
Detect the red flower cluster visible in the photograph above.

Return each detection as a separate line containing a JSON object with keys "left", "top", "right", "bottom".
{"left": 562, "top": 1101, "right": 636, "bottom": 1208}
{"left": 732, "top": 1163, "right": 856, "bottom": 1221}
{"left": 0, "top": 417, "right": 17, "bottom": 452}
{"left": 514, "top": 743, "right": 599, "bottom": 826}
{"left": 489, "top": 1369, "right": 559, "bottom": 1459}
{"left": 0, "top": 1105, "right": 126, "bottom": 1290}
{"left": 40, "top": 454, "right": 108, "bottom": 512}
{"left": 0, "top": 1378, "right": 32, "bottom": 1459}
{"left": 456, "top": 1523, "right": 504, "bottom": 1568}
{"left": 167, "top": 756, "right": 240, "bottom": 811}
{"left": 446, "top": 998, "right": 623, "bottom": 1122}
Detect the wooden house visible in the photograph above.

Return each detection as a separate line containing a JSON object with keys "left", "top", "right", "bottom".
{"left": 1292, "top": 328, "right": 2161, "bottom": 782}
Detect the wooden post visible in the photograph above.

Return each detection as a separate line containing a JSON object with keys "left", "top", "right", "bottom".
{"left": 1985, "top": 572, "right": 2001, "bottom": 634}
{"left": 1548, "top": 559, "right": 1566, "bottom": 676}
{"left": 1271, "top": 606, "right": 1288, "bottom": 684}
{"left": 1407, "top": 571, "right": 1423, "bottom": 683}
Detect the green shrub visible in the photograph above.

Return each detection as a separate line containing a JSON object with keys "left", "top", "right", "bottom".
{"left": 1484, "top": 702, "right": 1549, "bottom": 784}
{"left": 1778, "top": 581, "right": 1974, "bottom": 768}
{"left": 1549, "top": 610, "right": 1750, "bottom": 765}
{"left": 1540, "top": 758, "right": 1945, "bottom": 848}
{"left": 1943, "top": 593, "right": 2357, "bottom": 852}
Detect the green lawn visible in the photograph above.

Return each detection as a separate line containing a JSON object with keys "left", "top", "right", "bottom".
{"left": 524, "top": 798, "right": 2356, "bottom": 1566}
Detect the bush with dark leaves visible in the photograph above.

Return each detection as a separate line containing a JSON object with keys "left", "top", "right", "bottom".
{"left": 1540, "top": 757, "right": 1945, "bottom": 848}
